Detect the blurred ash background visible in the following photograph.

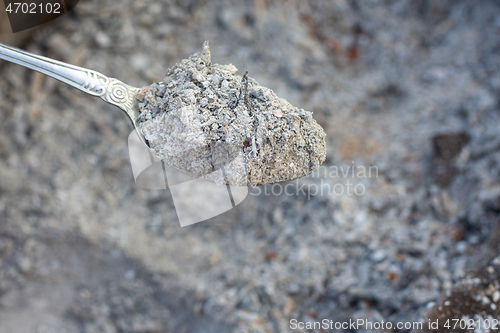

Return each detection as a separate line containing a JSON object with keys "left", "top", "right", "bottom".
{"left": 1, "top": 0, "right": 500, "bottom": 332}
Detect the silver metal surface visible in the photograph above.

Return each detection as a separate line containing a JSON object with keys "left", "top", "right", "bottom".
{"left": 0, "top": 42, "right": 142, "bottom": 127}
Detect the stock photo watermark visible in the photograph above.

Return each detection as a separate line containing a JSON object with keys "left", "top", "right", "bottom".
{"left": 2, "top": 0, "right": 79, "bottom": 33}
{"left": 128, "top": 131, "right": 378, "bottom": 226}
{"left": 250, "top": 163, "right": 378, "bottom": 199}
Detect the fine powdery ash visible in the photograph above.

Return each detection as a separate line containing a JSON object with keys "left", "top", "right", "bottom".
{"left": 136, "top": 42, "right": 326, "bottom": 186}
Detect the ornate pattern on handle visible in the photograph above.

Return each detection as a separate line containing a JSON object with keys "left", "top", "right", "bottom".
{"left": 0, "top": 42, "right": 142, "bottom": 123}
{"left": 83, "top": 70, "right": 141, "bottom": 113}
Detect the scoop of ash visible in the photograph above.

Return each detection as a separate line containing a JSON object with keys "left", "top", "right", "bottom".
{"left": 136, "top": 41, "right": 326, "bottom": 186}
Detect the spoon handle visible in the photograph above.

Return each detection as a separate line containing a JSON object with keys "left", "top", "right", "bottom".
{"left": 0, "top": 42, "right": 141, "bottom": 122}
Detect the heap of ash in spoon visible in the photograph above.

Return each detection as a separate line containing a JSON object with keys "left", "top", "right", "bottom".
{"left": 136, "top": 42, "right": 326, "bottom": 187}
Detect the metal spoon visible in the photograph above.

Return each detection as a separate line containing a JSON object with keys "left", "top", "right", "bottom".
{"left": 0, "top": 42, "right": 327, "bottom": 187}
{"left": 0, "top": 42, "right": 142, "bottom": 135}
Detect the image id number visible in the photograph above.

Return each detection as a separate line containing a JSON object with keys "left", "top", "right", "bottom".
{"left": 5, "top": 2, "right": 61, "bottom": 14}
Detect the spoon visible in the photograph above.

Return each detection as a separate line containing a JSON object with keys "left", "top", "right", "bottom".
{"left": 0, "top": 42, "right": 327, "bottom": 186}
{"left": 0, "top": 42, "right": 142, "bottom": 134}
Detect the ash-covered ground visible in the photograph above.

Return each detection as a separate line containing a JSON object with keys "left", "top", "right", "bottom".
{"left": 1, "top": 0, "right": 500, "bottom": 332}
